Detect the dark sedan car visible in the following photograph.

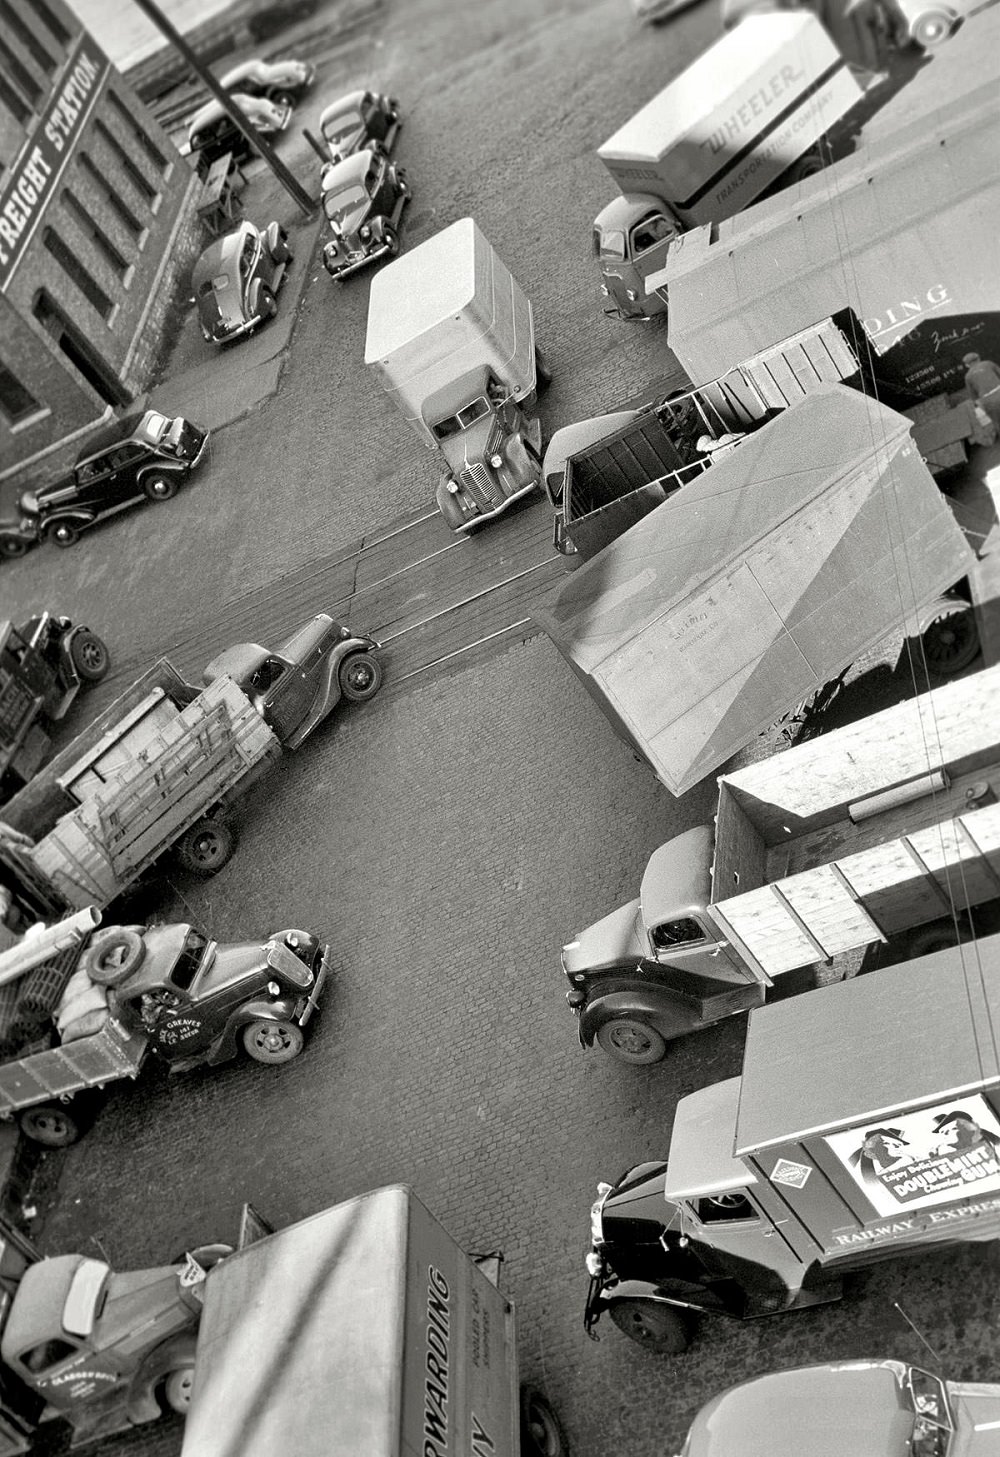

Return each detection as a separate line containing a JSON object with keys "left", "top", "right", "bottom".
{"left": 318, "top": 88, "right": 401, "bottom": 168}
{"left": 193, "top": 219, "right": 293, "bottom": 345}
{"left": 321, "top": 149, "right": 410, "bottom": 281}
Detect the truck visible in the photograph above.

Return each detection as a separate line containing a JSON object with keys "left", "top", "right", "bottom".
{"left": 562, "top": 662, "right": 1000, "bottom": 1064}
{"left": 365, "top": 217, "right": 551, "bottom": 534}
{"left": 181, "top": 1185, "right": 567, "bottom": 1457}
{"left": 0, "top": 909, "right": 330, "bottom": 1147}
{"left": 536, "top": 386, "right": 977, "bottom": 799}
{"left": 593, "top": 13, "right": 863, "bottom": 320}
{"left": 0, "top": 614, "right": 110, "bottom": 798}
{"left": 650, "top": 79, "right": 1000, "bottom": 408}
{"left": 0, "top": 612, "right": 382, "bottom": 916}
{"left": 0, "top": 1209, "right": 231, "bottom": 1452}
{"left": 583, "top": 930, "right": 1000, "bottom": 1353}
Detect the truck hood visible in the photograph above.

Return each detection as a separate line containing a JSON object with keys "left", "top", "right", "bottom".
{"left": 563, "top": 898, "right": 644, "bottom": 974}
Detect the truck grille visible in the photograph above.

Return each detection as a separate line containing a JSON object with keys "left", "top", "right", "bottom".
{"left": 460, "top": 461, "right": 503, "bottom": 508}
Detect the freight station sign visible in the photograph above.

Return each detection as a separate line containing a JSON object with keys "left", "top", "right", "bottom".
{"left": 0, "top": 40, "right": 110, "bottom": 292}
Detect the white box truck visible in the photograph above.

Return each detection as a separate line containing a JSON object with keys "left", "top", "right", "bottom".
{"left": 365, "top": 217, "right": 551, "bottom": 533}
{"left": 593, "top": 13, "right": 862, "bottom": 319}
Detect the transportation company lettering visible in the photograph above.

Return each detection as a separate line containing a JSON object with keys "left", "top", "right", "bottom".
{"left": 0, "top": 43, "right": 109, "bottom": 290}
{"left": 862, "top": 285, "right": 952, "bottom": 344}
{"left": 423, "top": 1264, "right": 451, "bottom": 1457}
{"left": 702, "top": 65, "right": 806, "bottom": 156}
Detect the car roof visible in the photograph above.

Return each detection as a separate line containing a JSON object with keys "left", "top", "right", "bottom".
{"left": 188, "top": 93, "right": 268, "bottom": 137}
{"left": 192, "top": 223, "right": 256, "bottom": 285}
{"left": 322, "top": 149, "right": 376, "bottom": 190}
{"left": 319, "top": 89, "right": 368, "bottom": 125}
{"left": 218, "top": 59, "right": 266, "bottom": 87}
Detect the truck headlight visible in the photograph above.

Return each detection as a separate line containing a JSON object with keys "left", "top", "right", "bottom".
{"left": 600, "top": 284, "right": 609, "bottom": 296}
{"left": 585, "top": 1251, "right": 603, "bottom": 1276}
{"left": 360, "top": 224, "right": 371, "bottom": 240}
{"left": 490, "top": 453, "right": 503, "bottom": 469}
{"left": 447, "top": 479, "right": 460, "bottom": 494}
{"left": 626, "top": 289, "right": 638, "bottom": 302}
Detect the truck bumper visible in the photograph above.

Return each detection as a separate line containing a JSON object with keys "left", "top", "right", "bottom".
{"left": 296, "top": 945, "right": 332, "bottom": 1027}
{"left": 453, "top": 479, "right": 537, "bottom": 533}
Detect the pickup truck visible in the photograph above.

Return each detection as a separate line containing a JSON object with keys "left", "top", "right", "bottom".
{"left": 0, "top": 613, "right": 382, "bottom": 915}
{"left": 564, "top": 663, "right": 1000, "bottom": 1063}
{"left": 584, "top": 930, "right": 1000, "bottom": 1353}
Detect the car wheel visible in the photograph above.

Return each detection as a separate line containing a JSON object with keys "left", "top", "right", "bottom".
{"left": 520, "top": 1386, "right": 568, "bottom": 1457}
{"left": 610, "top": 1299, "right": 691, "bottom": 1354}
{"left": 47, "top": 520, "right": 79, "bottom": 548}
{"left": 143, "top": 472, "right": 179, "bottom": 502}
{"left": 272, "top": 89, "right": 295, "bottom": 109}
{"left": 162, "top": 1363, "right": 196, "bottom": 1414}
{"left": 921, "top": 602, "right": 980, "bottom": 675}
{"left": 338, "top": 650, "right": 383, "bottom": 702}
{"left": 270, "top": 232, "right": 293, "bottom": 264}
{"left": 84, "top": 927, "right": 146, "bottom": 986}
{"left": 258, "top": 285, "right": 278, "bottom": 320}
{"left": 912, "top": 8, "right": 954, "bottom": 43}
{"left": 175, "top": 817, "right": 235, "bottom": 875}
{"left": 382, "top": 224, "right": 400, "bottom": 258}
{"left": 0, "top": 537, "right": 27, "bottom": 558}
{"left": 18, "top": 1105, "right": 82, "bottom": 1147}
{"left": 595, "top": 1018, "right": 667, "bottom": 1065}
{"left": 69, "top": 628, "right": 111, "bottom": 682}
{"left": 242, "top": 1019, "right": 305, "bottom": 1064}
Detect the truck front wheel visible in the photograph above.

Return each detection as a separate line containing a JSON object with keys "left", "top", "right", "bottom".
{"left": 69, "top": 628, "right": 111, "bottom": 682}
{"left": 520, "top": 1385, "right": 568, "bottom": 1457}
{"left": 595, "top": 1018, "right": 667, "bottom": 1065}
{"left": 19, "top": 1104, "right": 81, "bottom": 1147}
{"left": 920, "top": 602, "right": 980, "bottom": 676}
{"left": 242, "top": 1019, "right": 304, "bottom": 1064}
{"left": 609, "top": 1299, "right": 691, "bottom": 1354}
{"left": 161, "top": 1363, "right": 196, "bottom": 1414}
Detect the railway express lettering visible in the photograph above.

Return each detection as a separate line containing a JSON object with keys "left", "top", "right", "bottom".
{"left": 423, "top": 1265, "right": 451, "bottom": 1457}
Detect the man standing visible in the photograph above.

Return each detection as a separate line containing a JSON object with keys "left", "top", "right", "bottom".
{"left": 963, "top": 351, "right": 1000, "bottom": 430}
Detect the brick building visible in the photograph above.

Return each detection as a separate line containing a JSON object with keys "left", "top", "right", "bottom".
{"left": 0, "top": 0, "right": 199, "bottom": 481}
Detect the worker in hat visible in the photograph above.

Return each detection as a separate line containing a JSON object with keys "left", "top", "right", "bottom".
{"left": 963, "top": 352, "right": 1000, "bottom": 430}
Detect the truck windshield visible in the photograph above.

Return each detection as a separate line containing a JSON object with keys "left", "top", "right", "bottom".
{"left": 905, "top": 1368, "right": 953, "bottom": 1457}
{"left": 171, "top": 929, "right": 211, "bottom": 990}
{"left": 432, "top": 397, "right": 491, "bottom": 441}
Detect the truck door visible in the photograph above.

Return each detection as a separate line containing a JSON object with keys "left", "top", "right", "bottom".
{"left": 681, "top": 1187, "right": 812, "bottom": 1311}
{"left": 648, "top": 916, "right": 754, "bottom": 987}
{"left": 626, "top": 212, "right": 676, "bottom": 312}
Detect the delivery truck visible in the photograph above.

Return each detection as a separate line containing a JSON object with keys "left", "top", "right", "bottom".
{"left": 583, "top": 930, "right": 1000, "bottom": 1353}
{"left": 651, "top": 80, "right": 1000, "bottom": 405}
{"left": 593, "top": 13, "right": 863, "bottom": 320}
{"left": 365, "top": 217, "right": 550, "bottom": 534}
{"left": 563, "top": 663, "right": 1000, "bottom": 1064}
{"left": 536, "top": 386, "right": 976, "bottom": 799}
{"left": 0, "top": 613, "right": 382, "bottom": 916}
{"left": 181, "top": 1185, "right": 567, "bottom": 1457}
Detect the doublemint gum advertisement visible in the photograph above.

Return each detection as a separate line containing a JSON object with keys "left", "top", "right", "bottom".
{"left": 827, "top": 1096, "right": 1000, "bottom": 1218}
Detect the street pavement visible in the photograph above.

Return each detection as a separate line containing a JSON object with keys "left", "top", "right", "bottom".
{"left": 6, "top": 1, "right": 1000, "bottom": 1454}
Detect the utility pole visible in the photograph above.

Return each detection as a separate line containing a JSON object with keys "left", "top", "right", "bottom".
{"left": 129, "top": 0, "right": 316, "bottom": 217}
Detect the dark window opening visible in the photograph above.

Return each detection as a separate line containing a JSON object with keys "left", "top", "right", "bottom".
{"left": 691, "top": 1193, "right": 756, "bottom": 1224}
{"left": 0, "top": 33, "right": 42, "bottom": 105}
{"left": 0, "top": 365, "right": 41, "bottom": 425}
{"left": 79, "top": 153, "right": 142, "bottom": 237}
{"left": 630, "top": 214, "right": 674, "bottom": 256}
{"left": 94, "top": 120, "right": 157, "bottom": 203}
{"left": 21, "top": 1338, "right": 77, "bottom": 1374}
{"left": 32, "top": 0, "right": 72, "bottom": 46}
{"left": 170, "top": 929, "right": 210, "bottom": 990}
{"left": 650, "top": 918, "right": 707, "bottom": 950}
{"left": 107, "top": 90, "right": 168, "bottom": 171}
{"left": 33, "top": 290, "right": 130, "bottom": 407}
{"left": 0, "top": 71, "right": 29, "bottom": 123}
{"left": 63, "top": 190, "right": 129, "bottom": 277}
{"left": 0, "top": 3, "right": 56, "bottom": 74}
{"left": 42, "top": 227, "right": 113, "bottom": 320}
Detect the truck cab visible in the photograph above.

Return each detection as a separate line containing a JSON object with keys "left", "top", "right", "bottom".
{"left": 593, "top": 194, "right": 675, "bottom": 320}
{"left": 562, "top": 826, "right": 763, "bottom": 1064}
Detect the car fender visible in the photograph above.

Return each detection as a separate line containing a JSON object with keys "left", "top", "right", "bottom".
{"left": 436, "top": 473, "right": 473, "bottom": 530}
{"left": 126, "top": 1331, "right": 198, "bottom": 1425}
{"left": 597, "top": 1278, "right": 689, "bottom": 1313}
{"left": 137, "top": 460, "right": 186, "bottom": 485}
{"left": 206, "top": 995, "right": 302, "bottom": 1064}
{"left": 578, "top": 988, "right": 701, "bottom": 1048}
{"left": 41, "top": 507, "right": 95, "bottom": 530}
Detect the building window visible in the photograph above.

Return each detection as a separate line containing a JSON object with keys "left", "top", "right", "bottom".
{"left": 94, "top": 120, "right": 158, "bottom": 203}
{"left": 79, "top": 152, "right": 143, "bottom": 237}
{"left": 63, "top": 190, "right": 129, "bottom": 277}
{"left": 33, "top": 290, "right": 129, "bottom": 407}
{"left": 0, "top": 2, "right": 55, "bottom": 77}
{"left": 32, "top": 0, "right": 72, "bottom": 47}
{"left": 107, "top": 90, "right": 168, "bottom": 172}
{"left": 0, "top": 364, "right": 40, "bottom": 425}
{"left": 42, "top": 227, "right": 114, "bottom": 320}
{"left": 0, "top": 71, "right": 29, "bottom": 124}
{"left": 0, "top": 32, "right": 43, "bottom": 108}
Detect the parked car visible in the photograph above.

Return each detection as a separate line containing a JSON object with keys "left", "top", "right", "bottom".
{"left": 202, "top": 611, "right": 384, "bottom": 745}
{"left": 318, "top": 88, "right": 401, "bottom": 168}
{"left": 186, "top": 94, "right": 291, "bottom": 165}
{"left": 193, "top": 219, "right": 293, "bottom": 345}
{"left": 0, "top": 503, "right": 39, "bottom": 559}
{"left": 321, "top": 150, "right": 410, "bottom": 281}
{"left": 217, "top": 56, "right": 315, "bottom": 107}
{"left": 20, "top": 409, "right": 209, "bottom": 548}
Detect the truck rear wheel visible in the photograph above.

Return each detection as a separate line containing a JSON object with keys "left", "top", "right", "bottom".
{"left": 920, "top": 602, "right": 980, "bottom": 675}
{"left": 609, "top": 1298, "right": 691, "bottom": 1353}
{"left": 19, "top": 1104, "right": 81, "bottom": 1147}
{"left": 84, "top": 927, "right": 146, "bottom": 986}
{"left": 596, "top": 1018, "right": 667, "bottom": 1065}
{"left": 520, "top": 1385, "right": 568, "bottom": 1457}
{"left": 242, "top": 1019, "right": 304, "bottom": 1064}
{"left": 69, "top": 628, "right": 111, "bottom": 682}
{"left": 175, "top": 817, "right": 235, "bottom": 875}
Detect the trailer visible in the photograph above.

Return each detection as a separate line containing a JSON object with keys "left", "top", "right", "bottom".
{"left": 537, "top": 386, "right": 975, "bottom": 799}
{"left": 182, "top": 1186, "right": 566, "bottom": 1457}
{"left": 584, "top": 931, "right": 1000, "bottom": 1353}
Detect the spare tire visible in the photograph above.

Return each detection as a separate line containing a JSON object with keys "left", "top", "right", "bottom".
{"left": 83, "top": 927, "right": 146, "bottom": 986}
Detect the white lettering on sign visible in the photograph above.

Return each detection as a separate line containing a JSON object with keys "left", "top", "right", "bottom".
{"left": 862, "top": 284, "right": 952, "bottom": 343}
{"left": 423, "top": 1264, "right": 451, "bottom": 1457}
{"left": 702, "top": 65, "right": 806, "bottom": 156}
